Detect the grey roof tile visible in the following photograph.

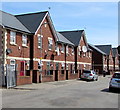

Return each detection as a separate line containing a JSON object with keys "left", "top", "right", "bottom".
{"left": 112, "top": 48, "right": 118, "bottom": 57}
{"left": 57, "top": 32, "right": 74, "bottom": 46}
{"left": 88, "top": 43, "right": 106, "bottom": 55}
{"left": 59, "top": 30, "right": 84, "bottom": 46}
{"left": 0, "top": 10, "right": 30, "bottom": 33}
{"left": 15, "top": 11, "right": 47, "bottom": 33}
{"left": 95, "top": 45, "right": 112, "bottom": 55}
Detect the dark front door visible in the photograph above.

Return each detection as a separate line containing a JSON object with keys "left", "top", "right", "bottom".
{"left": 66, "top": 70, "right": 68, "bottom": 80}
{"left": 55, "top": 70, "right": 58, "bottom": 81}
{"left": 55, "top": 63, "right": 59, "bottom": 81}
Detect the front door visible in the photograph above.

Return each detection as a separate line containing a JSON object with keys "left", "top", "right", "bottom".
{"left": 55, "top": 63, "right": 59, "bottom": 81}
{"left": 55, "top": 70, "right": 58, "bottom": 81}
{"left": 20, "top": 61, "right": 25, "bottom": 76}
{"left": 66, "top": 70, "right": 68, "bottom": 80}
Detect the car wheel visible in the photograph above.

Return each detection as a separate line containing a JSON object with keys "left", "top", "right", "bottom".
{"left": 96, "top": 78, "right": 98, "bottom": 81}
{"left": 92, "top": 77, "right": 95, "bottom": 81}
{"left": 109, "top": 87, "right": 113, "bottom": 92}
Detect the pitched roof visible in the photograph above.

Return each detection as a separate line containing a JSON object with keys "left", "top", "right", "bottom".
{"left": 95, "top": 45, "right": 112, "bottom": 55}
{"left": 56, "top": 32, "right": 74, "bottom": 46}
{"left": 0, "top": 10, "right": 30, "bottom": 33}
{"left": 15, "top": 11, "right": 48, "bottom": 33}
{"left": 112, "top": 48, "right": 118, "bottom": 57}
{"left": 59, "top": 30, "right": 84, "bottom": 46}
{"left": 88, "top": 43, "right": 106, "bottom": 55}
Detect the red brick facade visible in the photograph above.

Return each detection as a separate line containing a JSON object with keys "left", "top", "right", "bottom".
{"left": 2, "top": 11, "right": 119, "bottom": 86}
{"left": 5, "top": 29, "right": 31, "bottom": 85}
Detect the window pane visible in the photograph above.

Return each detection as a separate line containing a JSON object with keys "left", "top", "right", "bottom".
{"left": 38, "top": 36, "right": 42, "bottom": 48}
{"left": 10, "top": 31, "right": 16, "bottom": 44}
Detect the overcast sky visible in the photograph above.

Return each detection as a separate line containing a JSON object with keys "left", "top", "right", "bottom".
{"left": 1, "top": 2, "right": 118, "bottom": 47}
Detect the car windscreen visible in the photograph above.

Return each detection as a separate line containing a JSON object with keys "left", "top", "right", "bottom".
{"left": 113, "top": 73, "right": 120, "bottom": 79}
{"left": 83, "top": 70, "right": 91, "bottom": 73}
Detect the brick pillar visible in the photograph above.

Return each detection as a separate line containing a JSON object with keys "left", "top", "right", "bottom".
{"left": 53, "top": 70, "right": 55, "bottom": 81}
{"left": 58, "top": 70, "right": 60, "bottom": 81}
{"left": 64, "top": 70, "right": 66, "bottom": 80}
{"left": 30, "top": 70, "right": 33, "bottom": 83}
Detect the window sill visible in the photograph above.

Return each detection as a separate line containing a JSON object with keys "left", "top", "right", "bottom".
{"left": 10, "top": 43, "right": 17, "bottom": 46}
{"left": 61, "top": 51, "right": 64, "bottom": 54}
{"left": 22, "top": 45, "right": 28, "bottom": 48}
{"left": 48, "top": 49, "right": 52, "bottom": 51}
{"left": 38, "top": 47, "right": 42, "bottom": 49}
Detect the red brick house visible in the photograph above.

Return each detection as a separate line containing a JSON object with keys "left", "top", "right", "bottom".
{"left": 95, "top": 45, "right": 114, "bottom": 74}
{"left": 112, "top": 48, "right": 119, "bottom": 71}
{"left": 16, "top": 11, "right": 59, "bottom": 83}
{"left": 59, "top": 30, "right": 92, "bottom": 78}
{"left": 88, "top": 43, "right": 107, "bottom": 75}
{"left": 57, "top": 32, "right": 75, "bottom": 80}
{"left": 1, "top": 11, "right": 32, "bottom": 86}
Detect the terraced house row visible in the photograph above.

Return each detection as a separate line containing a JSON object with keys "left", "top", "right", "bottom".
{"left": 0, "top": 10, "right": 119, "bottom": 87}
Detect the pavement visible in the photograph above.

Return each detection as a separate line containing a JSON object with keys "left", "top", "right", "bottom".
{"left": 2, "top": 75, "right": 120, "bottom": 108}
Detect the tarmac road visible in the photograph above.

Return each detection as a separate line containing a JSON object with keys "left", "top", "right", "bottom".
{"left": 2, "top": 75, "right": 119, "bottom": 108}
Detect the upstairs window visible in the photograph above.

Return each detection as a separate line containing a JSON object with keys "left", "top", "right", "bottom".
{"left": 89, "top": 52, "right": 91, "bottom": 58}
{"left": 38, "top": 35, "right": 42, "bottom": 49}
{"left": 78, "top": 46, "right": 82, "bottom": 56}
{"left": 22, "top": 34, "right": 27, "bottom": 46}
{"left": 72, "top": 47, "right": 74, "bottom": 55}
{"left": 48, "top": 38, "right": 53, "bottom": 50}
{"left": 55, "top": 43, "right": 58, "bottom": 52}
{"left": 66, "top": 45, "right": 69, "bottom": 54}
{"left": 10, "top": 31, "right": 16, "bottom": 44}
{"left": 61, "top": 44, "right": 64, "bottom": 53}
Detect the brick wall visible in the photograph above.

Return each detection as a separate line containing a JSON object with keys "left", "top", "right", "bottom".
{"left": 77, "top": 35, "right": 92, "bottom": 70}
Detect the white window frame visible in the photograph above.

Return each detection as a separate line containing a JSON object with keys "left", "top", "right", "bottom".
{"left": 38, "top": 35, "right": 43, "bottom": 49}
{"left": 57, "top": 46, "right": 60, "bottom": 56}
{"left": 55, "top": 43, "right": 58, "bottom": 52}
{"left": 10, "top": 31, "right": 16, "bottom": 44}
{"left": 89, "top": 52, "right": 91, "bottom": 58}
{"left": 71, "top": 47, "right": 74, "bottom": 55}
{"left": 26, "top": 60, "right": 30, "bottom": 70}
{"left": 10, "top": 59, "right": 16, "bottom": 71}
{"left": 61, "top": 44, "right": 64, "bottom": 53}
{"left": 48, "top": 37, "right": 53, "bottom": 50}
{"left": 66, "top": 45, "right": 69, "bottom": 54}
{"left": 22, "top": 34, "right": 27, "bottom": 46}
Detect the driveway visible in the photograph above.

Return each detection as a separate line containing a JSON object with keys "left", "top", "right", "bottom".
{"left": 2, "top": 75, "right": 119, "bottom": 108}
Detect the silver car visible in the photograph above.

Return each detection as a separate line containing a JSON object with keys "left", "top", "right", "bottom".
{"left": 109, "top": 72, "right": 120, "bottom": 91}
{"left": 81, "top": 70, "right": 98, "bottom": 81}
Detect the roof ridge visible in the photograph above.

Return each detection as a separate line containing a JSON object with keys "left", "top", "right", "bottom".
{"left": 15, "top": 11, "right": 48, "bottom": 16}
{"left": 95, "top": 44, "right": 112, "bottom": 46}
{"left": 59, "top": 30, "right": 84, "bottom": 33}
{"left": 0, "top": 10, "right": 14, "bottom": 16}
{"left": 57, "top": 32, "right": 74, "bottom": 45}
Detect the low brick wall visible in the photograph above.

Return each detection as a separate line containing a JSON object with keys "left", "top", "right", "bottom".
{"left": 17, "top": 76, "right": 32, "bottom": 86}
{"left": 59, "top": 74, "right": 66, "bottom": 81}
{"left": 69, "top": 73, "right": 78, "bottom": 80}
{"left": 42, "top": 75, "right": 54, "bottom": 82}
{"left": 17, "top": 70, "right": 32, "bottom": 86}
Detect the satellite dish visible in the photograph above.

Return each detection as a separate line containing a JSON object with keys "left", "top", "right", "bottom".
{"left": 82, "top": 46, "right": 87, "bottom": 52}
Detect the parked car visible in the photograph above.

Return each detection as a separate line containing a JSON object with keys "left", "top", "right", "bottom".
{"left": 109, "top": 72, "right": 120, "bottom": 91}
{"left": 81, "top": 70, "right": 98, "bottom": 81}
